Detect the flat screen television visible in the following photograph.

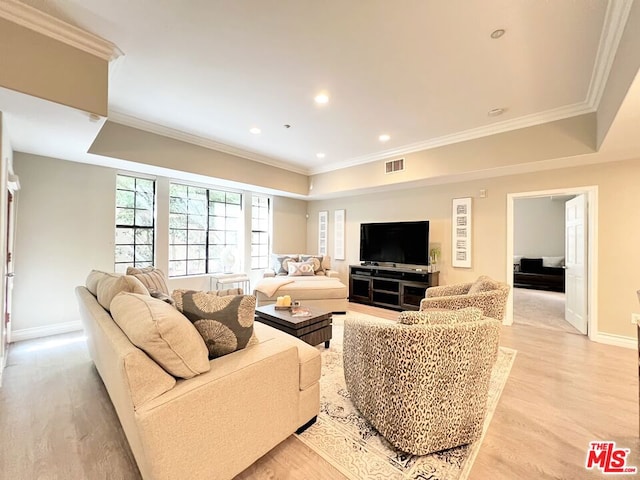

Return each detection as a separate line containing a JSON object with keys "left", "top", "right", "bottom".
{"left": 360, "top": 221, "right": 429, "bottom": 266}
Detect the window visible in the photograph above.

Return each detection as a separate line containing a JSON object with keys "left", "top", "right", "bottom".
{"left": 251, "top": 196, "right": 270, "bottom": 269}
{"left": 168, "top": 183, "right": 242, "bottom": 277}
{"left": 115, "top": 175, "right": 155, "bottom": 273}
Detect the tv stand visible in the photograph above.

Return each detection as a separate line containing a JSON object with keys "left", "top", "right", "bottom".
{"left": 349, "top": 265, "right": 439, "bottom": 311}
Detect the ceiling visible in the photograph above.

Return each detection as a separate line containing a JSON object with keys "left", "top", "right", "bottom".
{"left": 4, "top": 0, "right": 635, "bottom": 176}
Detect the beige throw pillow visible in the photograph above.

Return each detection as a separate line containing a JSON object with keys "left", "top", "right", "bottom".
{"left": 110, "top": 293, "right": 210, "bottom": 379}
{"left": 96, "top": 274, "right": 149, "bottom": 311}
{"left": 399, "top": 307, "right": 482, "bottom": 325}
{"left": 86, "top": 270, "right": 110, "bottom": 296}
{"left": 126, "top": 266, "right": 170, "bottom": 296}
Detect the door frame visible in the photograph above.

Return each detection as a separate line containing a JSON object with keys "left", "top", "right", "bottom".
{"left": 505, "top": 186, "right": 598, "bottom": 340}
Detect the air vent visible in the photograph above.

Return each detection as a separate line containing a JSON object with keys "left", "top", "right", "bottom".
{"left": 385, "top": 158, "right": 405, "bottom": 174}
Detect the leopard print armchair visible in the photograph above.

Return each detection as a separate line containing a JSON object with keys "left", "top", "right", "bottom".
{"left": 343, "top": 310, "right": 501, "bottom": 455}
{"left": 419, "top": 275, "right": 510, "bottom": 321}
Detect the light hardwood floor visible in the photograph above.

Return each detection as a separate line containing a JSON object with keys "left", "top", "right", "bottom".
{"left": 1, "top": 303, "right": 638, "bottom": 479}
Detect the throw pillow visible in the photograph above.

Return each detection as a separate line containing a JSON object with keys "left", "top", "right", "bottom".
{"left": 110, "top": 293, "right": 210, "bottom": 379}
{"left": 86, "top": 270, "right": 109, "bottom": 296}
{"left": 399, "top": 307, "right": 482, "bottom": 325}
{"left": 271, "top": 254, "right": 299, "bottom": 275}
{"left": 96, "top": 274, "right": 149, "bottom": 311}
{"left": 288, "top": 261, "right": 315, "bottom": 276}
{"left": 126, "top": 266, "right": 170, "bottom": 296}
{"left": 300, "top": 255, "right": 325, "bottom": 274}
{"left": 467, "top": 275, "right": 500, "bottom": 295}
{"left": 172, "top": 290, "right": 258, "bottom": 359}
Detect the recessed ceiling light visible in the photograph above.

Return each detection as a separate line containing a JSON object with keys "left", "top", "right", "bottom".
{"left": 314, "top": 93, "right": 329, "bottom": 105}
{"left": 490, "top": 29, "right": 506, "bottom": 39}
{"left": 316, "top": 153, "right": 326, "bottom": 159}
{"left": 249, "top": 127, "right": 261, "bottom": 134}
{"left": 487, "top": 108, "right": 505, "bottom": 117}
{"left": 379, "top": 134, "right": 391, "bottom": 142}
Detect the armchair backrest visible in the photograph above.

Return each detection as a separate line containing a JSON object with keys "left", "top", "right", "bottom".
{"left": 343, "top": 314, "right": 500, "bottom": 455}
{"left": 421, "top": 276, "right": 510, "bottom": 321}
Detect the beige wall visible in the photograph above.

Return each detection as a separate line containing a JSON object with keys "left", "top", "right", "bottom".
{"left": 13, "top": 153, "right": 116, "bottom": 332}
{"left": 514, "top": 197, "right": 566, "bottom": 258}
{"left": 597, "top": 0, "right": 640, "bottom": 147}
{"left": 89, "top": 121, "right": 309, "bottom": 196}
{"left": 310, "top": 114, "right": 596, "bottom": 197}
{"left": 12, "top": 152, "right": 307, "bottom": 333}
{"left": 0, "top": 18, "right": 108, "bottom": 116}
{"left": 272, "top": 196, "right": 308, "bottom": 254}
{"left": 308, "top": 157, "right": 640, "bottom": 339}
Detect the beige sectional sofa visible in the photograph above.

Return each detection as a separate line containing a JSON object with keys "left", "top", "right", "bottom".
{"left": 76, "top": 275, "right": 321, "bottom": 480}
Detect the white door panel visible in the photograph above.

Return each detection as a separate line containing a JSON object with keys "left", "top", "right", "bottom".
{"left": 565, "top": 195, "right": 587, "bottom": 334}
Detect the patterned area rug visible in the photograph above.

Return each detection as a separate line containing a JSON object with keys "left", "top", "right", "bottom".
{"left": 296, "top": 312, "right": 517, "bottom": 480}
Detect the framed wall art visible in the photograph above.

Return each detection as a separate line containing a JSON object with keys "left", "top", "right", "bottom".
{"left": 318, "top": 210, "right": 328, "bottom": 255}
{"left": 334, "top": 209, "right": 345, "bottom": 260}
{"left": 451, "top": 197, "right": 472, "bottom": 268}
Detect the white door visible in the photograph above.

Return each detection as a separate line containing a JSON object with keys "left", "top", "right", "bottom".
{"left": 565, "top": 195, "right": 588, "bottom": 334}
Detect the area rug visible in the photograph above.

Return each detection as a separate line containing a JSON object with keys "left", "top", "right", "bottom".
{"left": 296, "top": 312, "right": 517, "bottom": 480}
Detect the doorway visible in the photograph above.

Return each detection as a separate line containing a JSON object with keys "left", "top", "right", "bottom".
{"left": 505, "top": 186, "right": 598, "bottom": 340}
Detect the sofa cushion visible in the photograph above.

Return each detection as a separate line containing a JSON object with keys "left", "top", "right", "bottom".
{"left": 468, "top": 275, "right": 501, "bottom": 294}
{"left": 96, "top": 274, "right": 149, "bottom": 311}
{"left": 288, "top": 261, "right": 315, "bottom": 276}
{"left": 520, "top": 258, "right": 544, "bottom": 274}
{"left": 398, "top": 307, "right": 482, "bottom": 325}
{"left": 86, "top": 270, "right": 110, "bottom": 296}
{"left": 110, "top": 292, "right": 210, "bottom": 379}
{"left": 252, "top": 321, "right": 321, "bottom": 390}
{"left": 271, "top": 254, "right": 299, "bottom": 275}
{"left": 126, "top": 266, "right": 170, "bottom": 296}
{"left": 172, "top": 290, "right": 258, "bottom": 359}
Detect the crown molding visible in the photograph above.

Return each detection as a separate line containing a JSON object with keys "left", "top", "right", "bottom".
{"left": 0, "top": 0, "right": 122, "bottom": 61}
{"left": 310, "top": 102, "right": 595, "bottom": 175}
{"left": 107, "top": 111, "right": 309, "bottom": 175}
{"left": 586, "top": 0, "right": 634, "bottom": 109}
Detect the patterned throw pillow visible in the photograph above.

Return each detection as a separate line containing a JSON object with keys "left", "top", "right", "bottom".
{"left": 398, "top": 307, "right": 482, "bottom": 325}
{"left": 126, "top": 266, "right": 170, "bottom": 296}
{"left": 172, "top": 290, "right": 258, "bottom": 359}
{"left": 299, "top": 255, "right": 325, "bottom": 274}
{"left": 288, "top": 261, "right": 315, "bottom": 276}
{"left": 271, "top": 254, "right": 299, "bottom": 275}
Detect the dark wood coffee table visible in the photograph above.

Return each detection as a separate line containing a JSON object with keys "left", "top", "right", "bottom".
{"left": 255, "top": 304, "right": 332, "bottom": 348}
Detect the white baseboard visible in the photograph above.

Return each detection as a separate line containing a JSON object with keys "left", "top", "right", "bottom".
{"left": 591, "top": 331, "right": 636, "bottom": 349}
{"left": 11, "top": 321, "right": 83, "bottom": 343}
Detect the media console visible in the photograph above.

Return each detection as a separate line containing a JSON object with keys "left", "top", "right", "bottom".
{"left": 349, "top": 265, "right": 439, "bottom": 311}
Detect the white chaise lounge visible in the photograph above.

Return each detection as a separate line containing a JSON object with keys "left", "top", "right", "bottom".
{"left": 254, "top": 254, "right": 348, "bottom": 313}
